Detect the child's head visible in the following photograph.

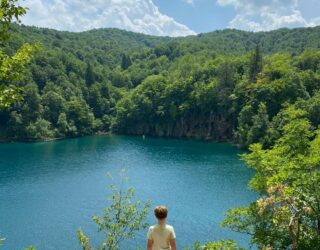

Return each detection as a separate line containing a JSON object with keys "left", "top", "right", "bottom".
{"left": 154, "top": 205, "right": 168, "bottom": 221}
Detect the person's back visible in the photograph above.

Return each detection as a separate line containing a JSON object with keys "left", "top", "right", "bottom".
{"left": 147, "top": 224, "right": 175, "bottom": 250}
{"left": 147, "top": 206, "right": 176, "bottom": 250}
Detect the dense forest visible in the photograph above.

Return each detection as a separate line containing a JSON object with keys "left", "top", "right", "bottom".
{"left": 1, "top": 1, "right": 320, "bottom": 249}
{"left": 0, "top": 24, "right": 319, "bottom": 148}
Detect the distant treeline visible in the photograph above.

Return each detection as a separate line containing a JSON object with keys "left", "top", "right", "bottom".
{"left": 0, "top": 24, "right": 320, "bottom": 147}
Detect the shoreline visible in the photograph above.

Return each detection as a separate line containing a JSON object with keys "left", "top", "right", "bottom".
{"left": 0, "top": 131, "right": 243, "bottom": 148}
{"left": 0, "top": 131, "right": 111, "bottom": 144}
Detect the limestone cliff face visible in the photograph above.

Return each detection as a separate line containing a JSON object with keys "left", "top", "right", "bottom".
{"left": 116, "top": 113, "right": 235, "bottom": 141}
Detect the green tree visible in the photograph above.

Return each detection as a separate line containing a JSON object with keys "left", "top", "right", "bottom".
{"left": 0, "top": 0, "right": 26, "bottom": 40}
{"left": 85, "top": 63, "right": 95, "bottom": 86}
{"left": 247, "top": 102, "right": 270, "bottom": 146}
{"left": 66, "top": 97, "right": 95, "bottom": 135}
{"left": 0, "top": 43, "right": 35, "bottom": 109}
{"left": 42, "top": 90, "right": 66, "bottom": 124}
{"left": 203, "top": 240, "right": 245, "bottom": 250}
{"left": 223, "top": 108, "right": 320, "bottom": 249}
{"left": 5, "top": 110, "right": 23, "bottom": 138}
{"left": 21, "top": 83, "right": 43, "bottom": 122}
{"left": 78, "top": 171, "right": 151, "bottom": 250}
{"left": 249, "top": 45, "right": 263, "bottom": 83}
{"left": 56, "top": 112, "right": 69, "bottom": 136}
{"left": 0, "top": 0, "right": 35, "bottom": 109}
{"left": 121, "top": 54, "right": 132, "bottom": 70}
{"left": 26, "top": 118, "right": 54, "bottom": 140}
{"left": 184, "top": 240, "right": 245, "bottom": 250}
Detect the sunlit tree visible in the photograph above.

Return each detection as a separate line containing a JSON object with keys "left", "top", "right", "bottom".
{"left": 223, "top": 107, "right": 320, "bottom": 249}
{"left": 0, "top": 0, "right": 36, "bottom": 109}
{"left": 78, "top": 170, "right": 151, "bottom": 250}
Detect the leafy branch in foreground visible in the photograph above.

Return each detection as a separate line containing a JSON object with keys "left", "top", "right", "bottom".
{"left": 203, "top": 240, "right": 246, "bottom": 250}
{"left": 0, "top": 0, "right": 36, "bottom": 110}
{"left": 0, "top": 44, "right": 37, "bottom": 109}
{"left": 78, "top": 170, "right": 151, "bottom": 250}
{"left": 183, "top": 240, "right": 245, "bottom": 250}
{"left": 222, "top": 107, "right": 320, "bottom": 249}
{"left": 0, "top": 0, "right": 26, "bottom": 41}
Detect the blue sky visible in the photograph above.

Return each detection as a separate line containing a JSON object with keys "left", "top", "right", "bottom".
{"left": 154, "top": 0, "right": 235, "bottom": 33}
{"left": 20, "top": 0, "right": 320, "bottom": 36}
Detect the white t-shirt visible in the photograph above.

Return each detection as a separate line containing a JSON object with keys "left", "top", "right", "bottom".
{"left": 147, "top": 224, "right": 176, "bottom": 250}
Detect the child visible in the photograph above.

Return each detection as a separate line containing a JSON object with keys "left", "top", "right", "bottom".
{"left": 147, "top": 205, "right": 177, "bottom": 250}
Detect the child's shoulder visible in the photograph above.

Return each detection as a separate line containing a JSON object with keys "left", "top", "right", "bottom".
{"left": 165, "top": 224, "right": 174, "bottom": 230}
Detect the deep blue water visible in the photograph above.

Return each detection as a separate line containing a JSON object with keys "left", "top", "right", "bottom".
{"left": 0, "top": 135, "right": 256, "bottom": 249}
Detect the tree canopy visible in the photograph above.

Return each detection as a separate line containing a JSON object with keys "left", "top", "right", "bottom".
{"left": 1, "top": 24, "right": 320, "bottom": 143}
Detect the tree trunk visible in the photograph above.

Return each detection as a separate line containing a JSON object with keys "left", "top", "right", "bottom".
{"left": 289, "top": 217, "right": 299, "bottom": 250}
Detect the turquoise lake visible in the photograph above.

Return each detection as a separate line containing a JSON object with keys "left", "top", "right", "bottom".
{"left": 0, "top": 135, "right": 257, "bottom": 249}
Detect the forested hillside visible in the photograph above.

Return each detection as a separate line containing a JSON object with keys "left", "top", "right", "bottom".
{"left": 1, "top": 24, "right": 320, "bottom": 147}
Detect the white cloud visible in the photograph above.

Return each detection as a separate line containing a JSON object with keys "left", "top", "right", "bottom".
{"left": 183, "top": 0, "right": 194, "bottom": 4}
{"left": 20, "top": 0, "right": 196, "bottom": 37}
{"left": 309, "top": 17, "right": 320, "bottom": 27}
{"left": 217, "top": 0, "right": 320, "bottom": 31}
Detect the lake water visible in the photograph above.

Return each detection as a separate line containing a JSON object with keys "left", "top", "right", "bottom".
{"left": 0, "top": 135, "right": 256, "bottom": 250}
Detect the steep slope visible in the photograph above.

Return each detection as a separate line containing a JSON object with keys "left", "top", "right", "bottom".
{"left": 0, "top": 24, "right": 319, "bottom": 145}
